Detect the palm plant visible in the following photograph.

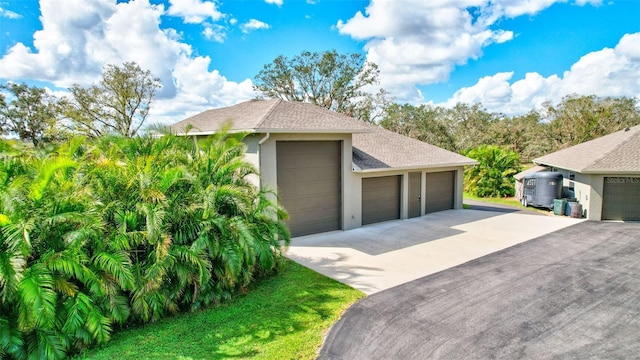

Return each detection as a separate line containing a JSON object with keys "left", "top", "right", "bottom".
{"left": 464, "top": 145, "right": 521, "bottom": 197}
{"left": 1, "top": 129, "right": 290, "bottom": 359}
{"left": 0, "top": 138, "right": 127, "bottom": 359}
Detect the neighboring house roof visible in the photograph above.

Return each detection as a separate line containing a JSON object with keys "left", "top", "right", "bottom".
{"left": 534, "top": 125, "right": 640, "bottom": 174}
{"left": 170, "top": 99, "right": 477, "bottom": 172}
{"left": 169, "top": 98, "right": 371, "bottom": 134}
{"left": 352, "top": 123, "right": 477, "bottom": 171}
{"left": 514, "top": 165, "right": 549, "bottom": 181}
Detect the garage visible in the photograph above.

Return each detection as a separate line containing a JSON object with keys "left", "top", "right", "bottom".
{"left": 602, "top": 177, "right": 640, "bottom": 221}
{"left": 425, "top": 171, "right": 455, "bottom": 214}
{"left": 362, "top": 176, "right": 401, "bottom": 225}
{"left": 276, "top": 141, "right": 342, "bottom": 236}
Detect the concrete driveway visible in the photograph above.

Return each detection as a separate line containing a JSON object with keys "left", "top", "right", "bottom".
{"left": 286, "top": 208, "right": 583, "bottom": 294}
{"left": 318, "top": 221, "right": 640, "bottom": 359}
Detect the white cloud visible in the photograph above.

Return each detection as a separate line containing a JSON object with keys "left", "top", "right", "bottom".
{"left": 265, "top": 0, "right": 283, "bottom": 6}
{"left": 0, "top": 0, "right": 256, "bottom": 125}
{"left": 166, "top": 0, "right": 223, "bottom": 23}
{"left": 0, "top": 6, "right": 21, "bottom": 19}
{"left": 240, "top": 19, "right": 270, "bottom": 34}
{"left": 150, "top": 55, "right": 256, "bottom": 125}
{"left": 441, "top": 33, "right": 640, "bottom": 115}
{"left": 337, "top": 0, "right": 600, "bottom": 102}
{"left": 203, "top": 23, "right": 226, "bottom": 42}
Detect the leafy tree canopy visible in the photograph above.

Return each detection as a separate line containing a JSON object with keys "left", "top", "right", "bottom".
{"left": 254, "top": 50, "right": 386, "bottom": 122}
{"left": 542, "top": 94, "right": 640, "bottom": 149}
{"left": 66, "top": 62, "right": 161, "bottom": 138}
{"left": 0, "top": 83, "right": 66, "bottom": 147}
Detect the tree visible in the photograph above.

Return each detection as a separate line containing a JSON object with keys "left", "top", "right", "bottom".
{"left": 442, "top": 103, "right": 497, "bottom": 153}
{"left": 380, "top": 103, "right": 456, "bottom": 151}
{"left": 66, "top": 62, "right": 161, "bottom": 138}
{"left": 543, "top": 94, "right": 640, "bottom": 149}
{"left": 0, "top": 83, "right": 65, "bottom": 147}
{"left": 488, "top": 110, "right": 552, "bottom": 162}
{"left": 464, "top": 145, "right": 521, "bottom": 198}
{"left": 254, "top": 50, "right": 383, "bottom": 121}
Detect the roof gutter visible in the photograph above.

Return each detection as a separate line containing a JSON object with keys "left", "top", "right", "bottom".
{"left": 352, "top": 161, "right": 479, "bottom": 173}
{"left": 258, "top": 132, "right": 270, "bottom": 145}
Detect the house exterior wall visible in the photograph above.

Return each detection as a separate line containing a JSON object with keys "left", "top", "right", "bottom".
{"left": 356, "top": 166, "right": 465, "bottom": 222}
{"left": 243, "top": 134, "right": 261, "bottom": 187}
{"left": 257, "top": 132, "right": 361, "bottom": 231}
{"left": 554, "top": 168, "right": 603, "bottom": 220}
{"left": 234, "top": 134, "right": 465, "bottom": 231}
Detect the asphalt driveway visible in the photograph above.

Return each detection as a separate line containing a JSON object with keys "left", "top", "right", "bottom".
{"left": 319, "top": 221, "right": 640, "bottom": 359}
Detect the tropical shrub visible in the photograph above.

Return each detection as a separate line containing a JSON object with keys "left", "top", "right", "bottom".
{"left": 464, "top": 145, "right": 521, "bottom": 198}
{"left": 0, "top": 132, "right": 290, "bottom": 359}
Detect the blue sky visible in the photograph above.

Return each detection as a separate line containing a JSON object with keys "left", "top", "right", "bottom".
{"left": 0, "top": 0, "right": 639, "bottom": 123}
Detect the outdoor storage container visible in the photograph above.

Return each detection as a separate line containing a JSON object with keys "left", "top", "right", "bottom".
{"left": 570, "top": 202, "right": 583, "bottom": 218}
{"left": 554, "top": 199, "right": 567, "bottom": 215}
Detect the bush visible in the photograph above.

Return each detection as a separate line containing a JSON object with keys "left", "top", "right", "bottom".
{"left": 464, "top": 145, "right": 521, "bottom": 198}
{"left": 0, "top": 133, "right": 290, "bottom": 359}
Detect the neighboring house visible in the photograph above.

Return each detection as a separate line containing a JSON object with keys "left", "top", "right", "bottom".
{"left": 170, "top": 99, "right": 477, "bottom": 236}
{"left": 533, "top": 124, "right": 640, "bottom": 221}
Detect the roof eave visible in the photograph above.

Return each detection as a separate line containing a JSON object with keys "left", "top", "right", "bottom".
{"left": 353, "top": 161, "right": 478, "bottom": 173}
{"left": 171, "top": 129, "right": 257, "bottom": 136}
{"left": 533, "top": 160, "right": 583, "bottom": 173}
{"left": 534, "top": 161, "right": 640, "bottom": 175}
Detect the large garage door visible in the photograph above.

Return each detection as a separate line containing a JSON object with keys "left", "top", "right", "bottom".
{"left": 425, "top": 171, "right": 455, "bottom": 214}
{"left": 277, "top": 141, "right": 341, "bottom": 236}
{"left": 362, "top": 176, "right": 401, "bottom": 225}
{"left": 602, "top": 177, "right": 640, "bottom": 221}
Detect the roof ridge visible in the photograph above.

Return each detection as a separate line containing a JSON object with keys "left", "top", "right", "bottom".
{"left": 585, "top": 125, "right": 640, "bottom": 170}
{"left": 254, "top": 99, "right": 282, "bottom": 129}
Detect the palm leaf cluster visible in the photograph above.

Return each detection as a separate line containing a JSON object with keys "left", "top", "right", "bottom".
{"left": 464, "top": 145, "right": 522, "bottom": 198}
{"left": 0, "top": 132, "right": 290, "bottom": 359}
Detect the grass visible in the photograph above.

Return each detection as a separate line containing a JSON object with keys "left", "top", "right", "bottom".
{"left": 463, "top": 192, "right": 524, "bottom": 207}
{"left": 463, "top": 192, "right": 551, "bottom": 214}
{"left": 77, "top": 260, "right": 364, "bottom": 360}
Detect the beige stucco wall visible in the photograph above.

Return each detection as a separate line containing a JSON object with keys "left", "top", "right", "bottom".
{"left": 355, "top": 166, "right": 465, "bottom": 222}
{"left": 242, "top": 134, "right": 261, "bottom": 187}
{"left": 554, "top": 168, "right": 604, "bottom": 220}
{"left": 200, "top": 133, "right": 466, "bottom": 230}
{"left": 256, "top": 133, "right": 361, "bottom": 231}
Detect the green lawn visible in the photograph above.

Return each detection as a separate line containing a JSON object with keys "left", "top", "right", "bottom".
{"left": 463, "top": 192, "right": 523, "bottom": 207}
{"left": 77, "top": 260, "right": 364, "bottom": 360}
{"left": 463, "top": 192, "right": 550, "bottom": 214}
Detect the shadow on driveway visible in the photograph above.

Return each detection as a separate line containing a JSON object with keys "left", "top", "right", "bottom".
{"left": 319, "top": 221, "right": 640, "bottom": 359}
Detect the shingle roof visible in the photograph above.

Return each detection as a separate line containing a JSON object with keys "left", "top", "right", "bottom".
{"left": 352, "top": 123, "right": 477, "bottom": 171}
{"left": 169, "top": 99, "right": 477, "bottom": 172}
{"left": 169, "top": 99, "right": 371, "bottom": 134}
{"left": 514, "top": 165, "right": 549, "bottom": 181}
{"left": 534, "top": 125, "right": 640, "bottom": 174}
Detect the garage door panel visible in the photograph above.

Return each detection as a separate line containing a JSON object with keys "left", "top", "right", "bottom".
{"left": 362, "top": 176, "right": 400, "bottom": 225}
{"left": 277, "top": 167, "right": 339, "bottom": 185}
{"left": 283, "top": 195, "right": 340, "bottom": 213}
{"left": 277, "top": 141, "right": 342, "bottom": 236}
{"left": 425, "top": 171, "right": 455, "bottom": 214}
{"left": 277, "top": 153, "right": 340, "bottom": 169}
{"left": 603, "top": 177, "right": 640, "bottom": 221}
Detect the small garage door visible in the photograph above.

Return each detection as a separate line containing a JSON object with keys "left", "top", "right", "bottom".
{"left": 277, "top": 141, "right": 341, "bottom": 236}
{"left": 362, "top": 176, "right": 401, "bottom": 225}
{"left": 425, "top": 171, "right": 455, "bottom": 214}
{"left": 602, "top": 177, "right": 640, "bottom": 221}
